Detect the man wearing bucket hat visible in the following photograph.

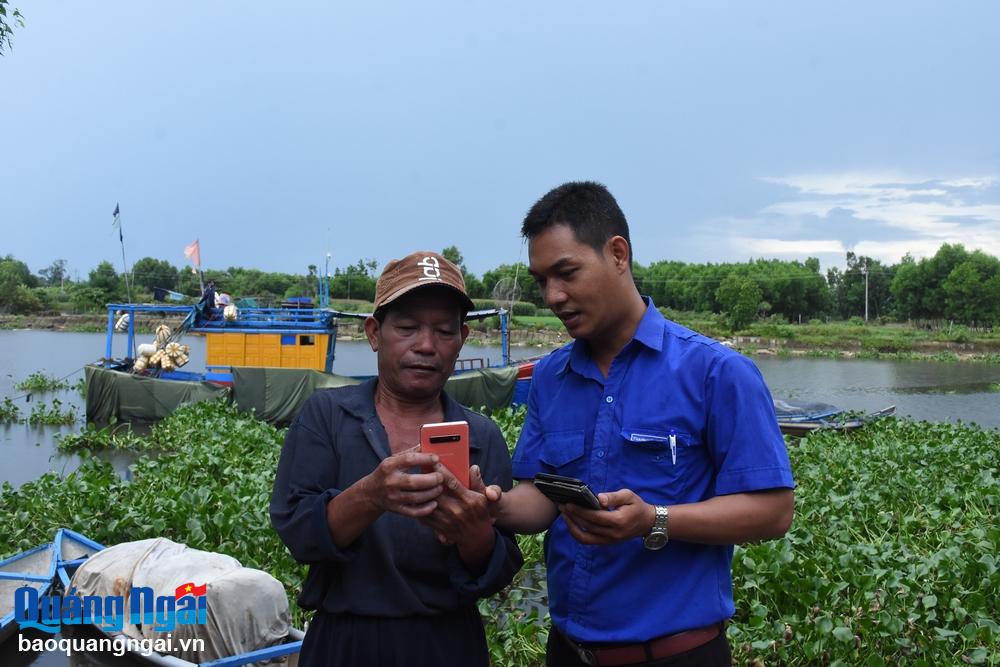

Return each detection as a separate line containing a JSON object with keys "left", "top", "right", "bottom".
{"left": 270, "top": 251, "right": 522, "bottom": 667}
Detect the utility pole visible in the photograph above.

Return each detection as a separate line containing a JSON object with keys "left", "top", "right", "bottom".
{"left": 862, "top": 260, "right": 869, "bottom": 323}
{"left": 323, "top": 253, "right": 331, "bottom": 308}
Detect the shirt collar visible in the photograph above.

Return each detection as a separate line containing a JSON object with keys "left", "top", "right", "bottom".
{"left": 339, "top": 377, "right": 476, "bottom": 447}
{"left": 558, "top": 296, "right": 665, "bottom": 377}
{"left": 633, "top": 297, "right": 666, "bottom": 352}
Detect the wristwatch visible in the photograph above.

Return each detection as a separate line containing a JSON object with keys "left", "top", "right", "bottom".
{"left": 643, "top": 505, "right": 669, "bottom": 550}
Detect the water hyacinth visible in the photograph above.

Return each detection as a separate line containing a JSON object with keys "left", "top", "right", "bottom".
{"left": 14, "top": 371, "right": 71, "bottom": 393}
{"left": 1, "top": 402, "right": 997, "bottom": 665}
{"left": 0, "top": 396, "right": 21, "bottom": 423}
{"left": 730, "top": 419, "right": 999, "bottom": 666}
{"left": 26, "top": 397, "right": 77, "bottom": 425}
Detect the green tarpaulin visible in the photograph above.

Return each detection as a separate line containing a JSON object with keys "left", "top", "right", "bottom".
{"left": 85, "top": 364, "right": 519, "bottom": 425}
{"left": 230, "top": 366, "right": 518, "bottom": 425}
{"left": 85, "top": 365, "right": 230, "bottom": 423}
{"left": 230, "top": 367, "right": 362, "bottom": 425}
{"left": 443, "top": 366, "right": 518, "bottom": 412}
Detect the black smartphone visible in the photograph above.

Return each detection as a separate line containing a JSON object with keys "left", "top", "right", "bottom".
{"left": 533, "top": 473, "right": 602, "bottom": 510}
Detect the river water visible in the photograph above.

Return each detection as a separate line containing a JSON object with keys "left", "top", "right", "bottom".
{"left": 2, "top": 329, "right": 998, "bottom": 490}
{"left": 0, "top": 330, "right": 545, "bottom": 489}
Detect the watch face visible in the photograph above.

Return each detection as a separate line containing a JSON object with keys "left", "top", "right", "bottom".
{"left": 644, "top": 532, "right": 668, "bottom": 550}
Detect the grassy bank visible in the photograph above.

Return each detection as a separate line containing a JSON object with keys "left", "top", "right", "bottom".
{"left": 2, "top": 402, "right": 997, "bottom": 665}
{"left": 512, "top": 311, "right": 1000, "bottom": 362}
{"left": 3, "top": 310, "right": 998, "bottom": 362}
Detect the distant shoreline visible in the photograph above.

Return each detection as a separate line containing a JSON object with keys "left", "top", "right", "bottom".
{"left": 0, "top": 313, "right": 570, "bottom": 350}
{"left": 2, "top": 313, "right": 997, "bottom": 363}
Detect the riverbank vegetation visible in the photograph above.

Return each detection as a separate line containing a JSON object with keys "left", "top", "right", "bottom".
{"left": 1, "top": 401, "right": 996, "bottom": 665}
{"left": 3, "top": 242, "right": 1000, "bottom": 331}
{"left": 3, "top": 244, "right": 1000, "bottom": 363}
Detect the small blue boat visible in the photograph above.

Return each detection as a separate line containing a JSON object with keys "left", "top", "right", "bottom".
{"left": 774, "top": 399, "right": 896, "bottom": 436}
{"left": 3, "top": 529, "right": 305, "bottom": 666}
{"left": 0, "top": 541, "right": 57, "bottom": 644}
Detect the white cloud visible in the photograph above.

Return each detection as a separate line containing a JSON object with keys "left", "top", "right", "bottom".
{"left": 754, "top": 170, "right": 1000, "bottom": 265}
{"left": 851, "top": 239, "right": 948, "bottom": 265}
{"left": 939, "top": 177, "right": 996, "bottom": 189}
{"left": 740, "top": 238, "right": 846, "bottom": 256}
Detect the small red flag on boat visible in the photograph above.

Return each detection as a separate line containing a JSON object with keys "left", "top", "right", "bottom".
{"left": 184, "top": 239, "right": 201, "bottom": 270}
{"left": 174, "top": 582, "right": 208, "bottom": 599}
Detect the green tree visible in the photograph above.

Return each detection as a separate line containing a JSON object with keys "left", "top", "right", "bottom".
{"left": 0, "top": 0, "right": 24, "bottom": 55}
{"left": 176, "top": 269, "right": 204, "bottom": 297}
{"left": 829, "top": 253, "right": 893, "bottom": 320}
{"left": 441, "top": 246, "right": 466, "bottom": 272}
{"left": 941, "top": 252, "right": 1000, "bottom": 325}
{"left": 0, "top": 255, "right": 44, "bottom": 313}
{"left": 480, "top": 264, "right": 542, "bottom": 306}
{"left": 88, "top": 261, "right": 122, "bottom": 304}
{"left": 715, "top": 274, "right": 762, "bottom": 331}
{"left": 889, "top": 254, "right": 924, "bottom": 320}
{"left": 131, "top": 257, "right": 179, "bottom": 291}
{"left": 889, "top": 244, "right": 972, "bottom": 321}
{"left": 983, "top": 274, "right": 1000, "bottom": 326}
{"left": 38, "top": 259, "right": 68, "bottom": 287}
{"left": 68, "top": 285, "right": 107, "bottom": 312}
{"left": 919, "top": 243, "right": 969, "bottom": 318}
{"left": 0, "top": 262, "right": 23, "bottom": 311}
{"left": 330, "top": 259, "right": 378, "bottom": 302}
{"left": 11, "top": 286, "right": 42, "bottom": 312}
{"left": 0, "top": 254, "right": 38, "bottom": 288}
{"left": 441, "top": 245, "right": 485, "bottom": 298}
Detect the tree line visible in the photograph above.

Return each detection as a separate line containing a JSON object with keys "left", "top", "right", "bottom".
{"left": 1, "top": 243, "right": 998, "bottom": 328}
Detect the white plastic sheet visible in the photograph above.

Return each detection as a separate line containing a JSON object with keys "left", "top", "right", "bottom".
{"left": 70, "top": 537, "right": 291, "bottom": 663}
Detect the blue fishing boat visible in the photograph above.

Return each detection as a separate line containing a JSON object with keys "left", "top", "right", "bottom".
{"left": 97, "top": 299, "right": 512, "bottom": 383}
{"left": 773, "top": 399, "right": 896, "bottom": 437}
{"left": 86, "top": 301, "right": 522, "bottom": 423}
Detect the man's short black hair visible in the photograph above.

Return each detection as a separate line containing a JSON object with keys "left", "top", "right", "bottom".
{"left": 521, "top": 181, "right": 632, "bottom": 264}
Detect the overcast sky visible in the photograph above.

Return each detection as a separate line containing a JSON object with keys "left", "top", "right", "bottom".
{"left": 2, "top": 1, "right": 998, "bottom": 283}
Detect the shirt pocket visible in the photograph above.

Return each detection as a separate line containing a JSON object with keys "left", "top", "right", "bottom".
{"left": 620, "top": 427, "right": 706, "bottom": 501}
{"left": 538, "top": 430, "right": 587, "bottom": 476}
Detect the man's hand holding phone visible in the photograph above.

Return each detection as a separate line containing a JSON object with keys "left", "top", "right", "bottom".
{"left": 560, "top": 488, "right": 655, "bottom": 546}
{"left": 421, "top": 462, "right": 496, "bottom": 573}
{"left": 533, "top": 473, "right": 602, "bottom": 509}
{"left": 531, "top": 473, "right": 654, "bottom": 546}
{"left": 362, "top": 447, "right": 444, "bottom": 518}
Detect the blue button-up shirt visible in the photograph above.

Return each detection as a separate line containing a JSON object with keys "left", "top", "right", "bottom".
{"left": 512, "top": 298, "right": 794, "bottom": 643}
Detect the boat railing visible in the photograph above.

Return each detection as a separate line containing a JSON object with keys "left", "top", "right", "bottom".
{"left": 193, "top": 306, "right": 338, "bottom": 330}
{"left": 100, "top": 304, "right": 513, "bottom": 369}
{"left": 455, "top": 358, "right": 486, "bottom": 372}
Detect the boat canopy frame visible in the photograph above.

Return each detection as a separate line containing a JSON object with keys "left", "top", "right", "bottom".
{"left": 101, "top": 303, "right": 511, "bottom": 370}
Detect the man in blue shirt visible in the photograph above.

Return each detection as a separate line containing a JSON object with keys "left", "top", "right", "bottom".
{"left": 488, "top": 182, "right": 795, "bottom": 666}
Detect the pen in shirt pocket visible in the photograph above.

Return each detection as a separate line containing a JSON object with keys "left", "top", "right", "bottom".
{"left": 669, "top": 431, "right": 677, "bottom": 465}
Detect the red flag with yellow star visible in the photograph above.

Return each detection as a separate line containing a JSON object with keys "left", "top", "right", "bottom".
{"left": 174, "top": 582, "right": 208, "bottom": 599}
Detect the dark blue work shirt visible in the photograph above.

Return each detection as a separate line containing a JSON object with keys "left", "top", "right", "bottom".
{"left": 512, "top": 298, "right": 794, "bottom": 643}
{"left": 271, "top": 379, "right": 523, "bottom": 617}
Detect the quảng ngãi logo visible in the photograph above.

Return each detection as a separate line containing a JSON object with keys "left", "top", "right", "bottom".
{"left": 13, "top": 581, "right": 208, "bottom": 634}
